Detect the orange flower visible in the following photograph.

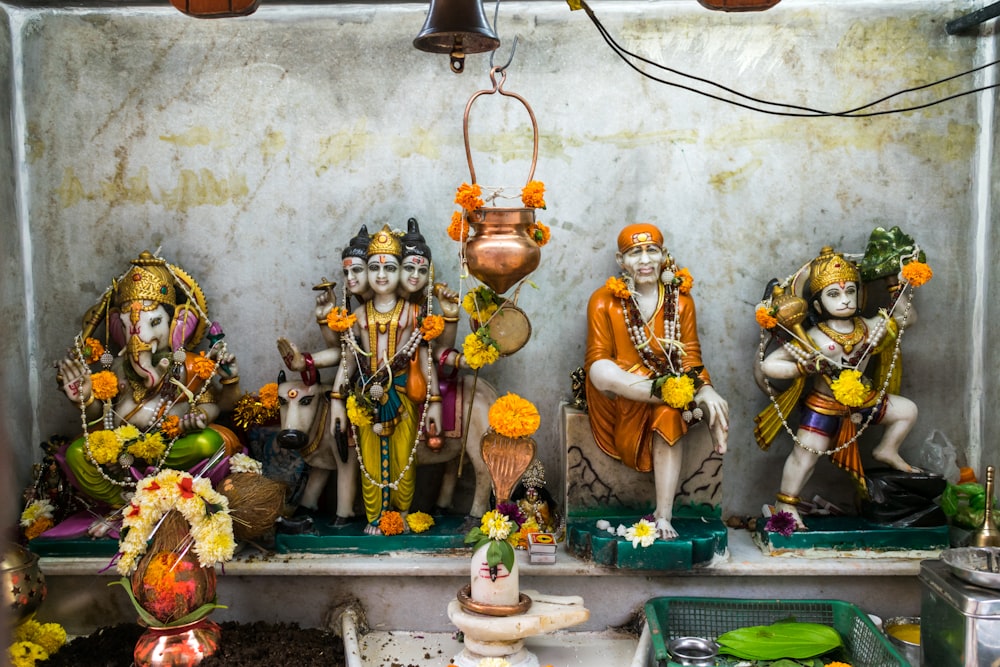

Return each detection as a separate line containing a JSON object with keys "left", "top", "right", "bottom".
{"left": 755, "top": 306, "right": 778, "bottom": 329}
{"left": 378, "top": 511, "right": 404, "bottom": 536}
{"left": 521, "top": 180, "right": 546, "bottom": 209}
{"left": 448, "top": 211, "right": 470, "bottom": 242}
{"left": 488, "top": 393, "right": 541, "bottom": 439}
{"left": 24, "top": 517, "right": 54, "bottom": 540}
{"left": 901, "top": 260, "right": 933, "bottom": 287}
{"left": 420, "top": 314, "right": 445, "bottom": 340}
{"left": 326, "top": 306, "right": 357, "bottom": 332}
{"left": 83, "top": 337, "right": 105, "bottom": 364}
{"left": 160, "top": 415, "right": 182, "bottom": 439}
{"left": 91, "top": 370, "right": 119, "bottom": 401}
{"left": 192, "top": 351, "right": 216, "bottom": 380}
{"left": 530, "top": 221, "right": 550, "bottom": 247}
{"left": 259, "top": 383, "right": 279, "bottom": 410}
{"left": 675, "top": 267, "right": 694, "bottom": 294}
{"left": 455, "top": 183, "right": 484, "bottom": 212}
{"left": 178, "top": 477, "right": 195, "bottom": 499}
{"left": 606, "top": 276, "right": 631, "bottom": 299}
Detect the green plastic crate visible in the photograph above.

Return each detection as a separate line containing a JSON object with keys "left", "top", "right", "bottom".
{"left": 644, "top": 597, "right": 910, "bottom": 667}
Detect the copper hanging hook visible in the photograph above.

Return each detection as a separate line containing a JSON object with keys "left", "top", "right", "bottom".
{"left": 462, "top": 66, "right": 539, "bottom": 187}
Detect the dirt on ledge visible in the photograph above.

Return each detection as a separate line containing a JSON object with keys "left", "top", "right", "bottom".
{"left": 43, "top": 620, "right": 346, "bottom": 667}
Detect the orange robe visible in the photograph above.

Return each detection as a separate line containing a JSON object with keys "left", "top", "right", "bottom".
{"left": 584, "top": 285, "right": 711, "bottom": 473}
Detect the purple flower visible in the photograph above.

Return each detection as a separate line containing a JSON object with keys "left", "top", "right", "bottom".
{"left": 496, "top": 502, "right": 525, "bottom": 527}
{"left": 765, "top": 511, "right": 797, "bottom": 537}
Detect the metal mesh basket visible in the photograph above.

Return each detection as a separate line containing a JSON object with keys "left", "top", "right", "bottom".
{"left": 644, "top": 597, "right": 910, "bottom": 667}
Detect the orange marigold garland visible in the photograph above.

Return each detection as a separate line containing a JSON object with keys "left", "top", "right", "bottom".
{"left": 160, "top": 415, "right": 182, "bottom": 439}
{"left": 448, "top": 211, "right": 470, "bottom": 242}
{"left": 755, "top": 306, "right": 778, "bottom": 329}
{"left": 901, "top": 260, "right": 933, "bottom": 287}
{"left": 675, "top": 267, "right": 694, "bottom": 295}
{"left": 530, "top": 221, "right": 551, "bottom": 246}
{"left": 91, "top": 370, "right": 119, "bottom": 401}
{"left": 83, "top": 337, "right": 105, "bottom": 364}
{"left": 420, "top": 314, "right": 445, "bottom": 340}
{"left": 488, "top": 393, "right": 541, "bottom": 439}
{"left": 521, "top": 180, "right": 546, "bottom": 209}
{"left": 378, "top": 510, "right": 405, "bottom": 536}
{"left": 606, "top": 276, "right": 631, "bottom": 299}
{"left": 455, "top": 183, "right": 484, "bottom": 212}
{"left": 326, "top": 306, "right": 357, "bottom": 332}
{"left": 258, "top": 383, "right": 279, "bottom": 410}
{"left": 191, "top": 351, "right": 216, "bottom": 380}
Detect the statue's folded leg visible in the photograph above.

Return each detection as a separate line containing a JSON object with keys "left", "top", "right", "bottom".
{"left": 163, "top": 428, "right": 225, "bottom": 470}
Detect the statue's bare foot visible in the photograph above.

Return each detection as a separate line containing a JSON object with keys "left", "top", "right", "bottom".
{"left": 654, "top": 518, "right": 678, "bottom": 541}
{"left": 871, "top": 447, "right": 921, "bottom": 473}
{"left": 774, "top": 501, "right": 807, "bottom": 530}
{"left": 363, "top": 523, "right": 382, "bottom": 536}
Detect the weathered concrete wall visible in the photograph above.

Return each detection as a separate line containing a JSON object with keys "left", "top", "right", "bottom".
{"left": 1, "top": 1, "right": 992, "bottom": 521}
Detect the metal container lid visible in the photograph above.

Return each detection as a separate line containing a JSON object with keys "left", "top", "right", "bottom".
{"left": 920, "top": 559, "right": 1000, "bottom": 618}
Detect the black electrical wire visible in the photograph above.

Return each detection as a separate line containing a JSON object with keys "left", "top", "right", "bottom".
{"left": 579, "top": 0, "right": 1000, "bottom": 118}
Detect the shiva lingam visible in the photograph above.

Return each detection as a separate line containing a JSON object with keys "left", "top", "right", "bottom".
{"left": 448, "top": 409, "right": 589, "bottom": 667}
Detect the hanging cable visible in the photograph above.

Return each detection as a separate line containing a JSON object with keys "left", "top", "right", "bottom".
{"left": 576, "top": 0, "right": 1000, "bottom": 118}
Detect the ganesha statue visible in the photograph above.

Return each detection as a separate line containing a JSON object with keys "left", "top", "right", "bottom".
{"left": 54, "top": 251, "right": 241, "bottom": 512}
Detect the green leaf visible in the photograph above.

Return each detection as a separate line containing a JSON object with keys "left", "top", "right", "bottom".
{"left": 109, "top": 578, "right": 227, "bottom": 628}
{"left": 716, "top": 622, "right": 842, "bottom": 660}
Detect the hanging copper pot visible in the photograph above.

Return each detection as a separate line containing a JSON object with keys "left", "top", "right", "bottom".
{"left": 466, "top": 208, "right": 540, "bottom": 295}
{"left": 462, "top": 67, "right": 541, "bottom": 295}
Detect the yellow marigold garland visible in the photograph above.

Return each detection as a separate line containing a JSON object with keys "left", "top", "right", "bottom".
{"left": 488, "top": 393, "right": 541, "bottom": 438}
{"left": 378, "top": 510, "right": 405, "bottom": 536}
{"left": 606, "top": 276, "right": 631, "bottom": 299}
{"left": 660, "top": 374, "right": 696, "bottom": 409}
{"left": 675, "top": 267, "right": 694, "bottom": 295}
{"left": 326, "top": 306, "right": 357, "bottom": 332}
{"left": 521, "top": 180, "right": 546, "bottom": 209}
{"left": 14, "top": 620, "right": 67, "bottom": 656}
{"left": 455, "top": 183, "right": 484, "bottom": 212}
{"left": 91, "top": 370, "right": 119, "bottom": 401}
{"left": 420, "top": 314, "right": 445, "bottom": 340}
{"left": 448, "top": 211, "right": 470, "bottom": 242}
{"left": 8, "top": 641, "right": 49, "bottom": 667}
{"left": 346, "top": 395, "right": 373, "bottom": 427}
{"left": 405, "top": 511, "right": 435, "bottom": 533}
{"left": 831, "top": 369, "right": 868, "bottom": 408}
{"left": 88, "top": 429, "right": 121, "bottom": 465}
{"left": 126, "top": 432, "right": 167, "bottom": 461}
{"left": 901, "top": 260, "right": 933, "bottom": 287}
{"left": 463, "top": 331, "right": 500, "bottom": 370}
{"left": 755, "top": 306, "right": 778, "bottom": 329}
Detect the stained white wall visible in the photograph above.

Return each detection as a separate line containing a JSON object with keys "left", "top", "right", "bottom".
{"left": 1, "top": 0, "right": 993, "bottom": 520}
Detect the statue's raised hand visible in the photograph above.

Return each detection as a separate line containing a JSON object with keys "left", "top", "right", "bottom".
{"left": 209, "top": 347, "right": 239, "bottom": 382}
{"left": 58, "top": 357, "right": 93, "bottom": 405}
{"left": 314, "top": 288, "right": 335, "bottom": 322}
{"left": 433, "top": 282, "right": 461, "bottom": 318}
{"left": 277, "top": 337, "right": 305, "bottom": 372}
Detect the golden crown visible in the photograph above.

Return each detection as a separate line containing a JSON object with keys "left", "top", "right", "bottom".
{"left": 115, "top": 251, "right": 176, "bottom": 306}
{"left": 809, "top": 246, "right": 860, "bottom": 295}
{"left": 367, "top": 225, "right": 402, "bottom": 258}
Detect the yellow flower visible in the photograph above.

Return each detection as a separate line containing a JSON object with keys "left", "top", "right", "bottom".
{"left": 88, "top": 429, "right": 122, "bottom": 465}
{"left": 455, "top": 182, "right": 484, "bottom": 212}
{"left": 259, "top": 382, "right": 279, "bottom": 410}
{"left": 463, "top": 332, "right": 500, "bottom": 370}
{"left": 91, "top": 370, "right": 119, "bottom": 401}
{"left": 192, "top": 351, "right": 216, "bottom": 380}
{"left": 448, "top": 211, "right": 470, "bottom": 242}
{"left": 675, "top": 267, "right": 694, "bottom": 294}
{"left": 406, "top": 511, "right": 435, "bottom": 533}
{"left": 660, "top": 374, "right": 695, "bottom": 409}
{"left": 83, "top": 337, "right": 104, "bottom": 364}
{"left": 8, "top": 641, "right": 49, "bottom": 667}
{"left": 482, "top": 510, "right": 513, "bottom": 541}
{"left": 462, "top": 287, "right": 500, "bottom": 320}
{"left": 15, "top": 620, "right": 67, "bottom": 656}
{"left": 127, "top": 432, "right": 166, "bottom": 461}
{"left": 346, "top": 395, "right": 373, "bottom": 427}
{"left": 116, "top": 423, "right": 141, "bottom": 442}
{"left": 823, "top": 663, "right": 852, "bottom": 667}
{"left": 831, "top": 369, "right": 869, "bottom": 407}
{"left": 326, "top": 306, "right": 357, "bottom": 332}
{"left": 755, "top": 306, "right": 778, "bottom": 329}
{"left": 488, "top": 393, "right": 541, "bottom": 438}
{"left": 606, "top": 276, "right": 631, "bottom": 299}
{"left": 521, "top": 180, "right": 546, "bottom": 209}
{"left": 20, "top": 500, "right": 54, "bottom": 527}
{"left": 901, "top": 260, "right": 933, "bottom": 287}
{"left": 379, "top": 511, "right": 405, "bottom": 536}
{"left": 530, "top": 221, "right": 551, "bottom": 247}
{"left": 420, "top": 314, "right": 445, "bottom": 340}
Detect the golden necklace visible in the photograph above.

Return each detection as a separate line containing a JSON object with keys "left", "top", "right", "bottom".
{"left": 817, "top": 317, "right": 866, "bottom": 354}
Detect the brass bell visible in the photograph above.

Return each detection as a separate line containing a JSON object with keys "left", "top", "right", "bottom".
{"left": 413, "top": 0, "right": 500, "bottom": 74}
